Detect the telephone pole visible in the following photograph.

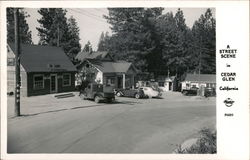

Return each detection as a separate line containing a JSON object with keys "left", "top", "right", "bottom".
{"left": 14, "top": 8, "right": 21, "bottom": 116}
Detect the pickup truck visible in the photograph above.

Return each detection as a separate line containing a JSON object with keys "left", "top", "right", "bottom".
{"left": 80, "top": 83, "right": 115, "bottom": 103}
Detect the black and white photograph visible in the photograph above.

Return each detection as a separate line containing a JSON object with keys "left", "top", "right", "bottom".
{"left": 6, "top": 7, "right": 216, "bottom": 154}
{"left": 0, "top": 1, "right": 249, "bottom": 160}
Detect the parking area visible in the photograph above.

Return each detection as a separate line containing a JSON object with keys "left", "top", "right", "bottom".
{"left": 7, "top": 91, "right": 216, "bottom": 153}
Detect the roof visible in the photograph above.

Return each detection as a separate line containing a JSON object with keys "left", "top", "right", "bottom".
{"left": 8, "top": 43, "right": 76, "bottom": 72}
{"left": 86, "top": 59, "right": 136, "bottom": 73}
{"left": 184, "top": 74, "right": 216, "bottom": 83}
{"left": 75, "top": 51, "right": 110, "bottom": 61}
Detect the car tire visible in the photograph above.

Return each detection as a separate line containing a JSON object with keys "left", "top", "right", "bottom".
{"left": 135, "top": 93, "right": 140, "bottom": 99}
{"left": 94, "top": 96, "right": 101, "bottom": 103}
{"left": 116, "top": 91, "right": 122, "bottom": 97}
{"left": 79, "top": 93, "right": 86, "bottom": 100}
{"left": 107, "top": 98, "right": 114, "bottom": 103}
{"left": 182, "top": 91, "right": 188, "bottom": 95}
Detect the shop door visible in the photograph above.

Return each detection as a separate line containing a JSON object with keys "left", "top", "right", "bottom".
{"left": 50, "top": 74, "right": 58, "bottom": 93}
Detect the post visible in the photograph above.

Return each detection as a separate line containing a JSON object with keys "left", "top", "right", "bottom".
{"left": 57, "top": 25, "right": 60, "bottom": 47}
{"left": 14, "top": 8, "right": 21, "bottom": 116}
{"left": 198, "top": 37, "right": 202, "bottom": 96}
{"left": 122, "top": 74, "right": 125, "bottom": 89}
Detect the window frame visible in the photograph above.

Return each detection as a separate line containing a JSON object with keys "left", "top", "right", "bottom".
{"left": 62, "top": 73, "right": 71, "bottom": 87}
{"left": 33, "top": 74, "right": 44, "bottom": 90}
{"left": 106, "top": 76, "right": 115, "bottom": 86}
{"left": 7, "top": 58, "right": 15, "bottom": 66}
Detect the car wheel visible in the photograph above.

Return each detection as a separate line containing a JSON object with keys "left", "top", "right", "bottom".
{"left": 107, "top": 98, "right": 114, "bottom": 103}
{"left": 79, "top": 93, "right": 87, "bottom": 100}
{"left": 182, "top": 91, "right": 188, "bottom": 95}
{"left": 116, "top": 91, "right": 122, "bottom": 97}
{"left": 135, "top": 93, "right": 140, "bottom": 99}
{"left": 94, "top": 96, "right": 101, "bottom": 103}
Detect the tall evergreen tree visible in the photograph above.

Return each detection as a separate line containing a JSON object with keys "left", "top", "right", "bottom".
{"left": 65, "top": 16, "right": 81, "bottom": 61}
{"left": 192, "top": 8, "right": 216, "bottom": 74}
{"left": 37, "top": 8, "right": 68, "bottom": 47}
{"left": 7, "top": 8, "right": 32, "bottom": 44}
{"left": 97, "top": 31, "right": 110, "bottom": 52}
{"left": 104, "top": 8, "right": 164, "bottom": 72}
{"left": 37, "top": 8, "right": 81, "bottom": 62}
{"left": 82, "top": 41, "right": 93, "bottom": 53}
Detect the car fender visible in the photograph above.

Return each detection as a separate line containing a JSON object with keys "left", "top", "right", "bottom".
{"left": 94, "top": 93, "right": 104, "bottom": 98}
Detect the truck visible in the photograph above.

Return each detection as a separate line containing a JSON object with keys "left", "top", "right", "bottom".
{"left": 79, "top": 83, "right": 115, "bottom": 103}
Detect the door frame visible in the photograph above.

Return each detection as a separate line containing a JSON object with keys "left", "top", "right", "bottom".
{"left": 50, "top": 74, "right": 58, "bottom": 93}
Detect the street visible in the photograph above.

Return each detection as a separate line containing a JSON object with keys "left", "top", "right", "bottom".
{"left": 7, "top": 92, "right": 216, "bottom": 153}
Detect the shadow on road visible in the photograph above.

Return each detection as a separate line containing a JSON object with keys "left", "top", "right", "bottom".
{"left": 10, "top": 100, "right": 141, "bottom": 118}
{"left": 14, "top": 108, "right": 69, "bottom": 117}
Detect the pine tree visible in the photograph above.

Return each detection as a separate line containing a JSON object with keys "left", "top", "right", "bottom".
{"left": 65, "top": 16, "right": 81, "bottom": 61}
{"left": 37, "top": 9, "right": 81, "bottom": 62}
{"left": 97, "top": 31, "right": 110, "bottom": 52}
{"left": 37, "top": 8, "right": 68, "bottom": 47}
{"left": 192, "top": 8, "right": 216, "bottom": 74}
{"left": 104, "top": 8, "right": 164, "bottom": 72}
{"left": 7, "top": 8, "right": 32, "bottom": 44}
{"left": 82, "top": 41, "right": 92, "bottom": 53}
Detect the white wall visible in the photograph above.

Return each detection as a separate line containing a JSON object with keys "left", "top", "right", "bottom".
{"left": 95, "top": 71, "right": 103, "bottom": 84}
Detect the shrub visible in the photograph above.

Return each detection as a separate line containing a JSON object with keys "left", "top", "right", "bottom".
{"left": 176, "top": 128, "right": 216, "bottom": 154}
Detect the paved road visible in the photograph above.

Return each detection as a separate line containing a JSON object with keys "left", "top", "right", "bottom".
{"left": 7, "top": 92, "right": 216, "bottom": 153}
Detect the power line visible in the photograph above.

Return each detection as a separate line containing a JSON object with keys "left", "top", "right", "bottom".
{"left": 75, "top": 9, "right": 107, "bottom": 22}
{"left": 68, "top": 9, "right": 107, "bottom": 24}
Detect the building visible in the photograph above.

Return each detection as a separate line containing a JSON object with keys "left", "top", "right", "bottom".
{"left": 7, "top": 44, "right": 77, "bottom": 97}
{"left": 75, "top": 51, "right": 137, "bottom": 89}
{"left": 157, "top": 76, "right": 178, "bottom": 92}
{"left": 181, "top": 73, "right": 216, "bottom": 91}
{"left": 75, "top": 51, "right": 113, "bottom": 61}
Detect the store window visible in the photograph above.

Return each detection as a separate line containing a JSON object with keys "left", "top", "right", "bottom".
{"left": 33, "top": 75, "right": 44, "bottom": 90}
{"left": 158, "top": 82, "right": 164, "bottom": 87}
{"left": 63, "top": 74, "right": 71, "bottom": 86}
{"left": 106, "top": 77, "right": 115, "bottom": 86}
{"left": 7, "top": 58, "right": 15, "bottom": 66}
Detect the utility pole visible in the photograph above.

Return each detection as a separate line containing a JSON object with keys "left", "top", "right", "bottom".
{"left": 198, "top": 36, "right": 202, "bottom": 96}
{"left": 14, "top": 8, "right": 21, "bottom": 116}
{"left": 57, "top": 25, "right": 60, "bottom": 47}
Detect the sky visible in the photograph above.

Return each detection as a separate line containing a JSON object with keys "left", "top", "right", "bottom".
{"left": 24, "top": 8, "right": 215, "bottom": 51}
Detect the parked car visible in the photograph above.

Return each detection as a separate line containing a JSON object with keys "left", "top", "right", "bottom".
{"left": 204, "top": 87, "right": 216, "bottom": 97}
{"left": 139, "top": 87, "right": 162, "bottom": 98}
{"left": 182, "top": 86, "right": 199, "bottom": 96}
{"left": 80, "top": 83, "right": 115, "bottom": 103}
{"left": 115, "top": 88, "right": 145, "bottom": 99}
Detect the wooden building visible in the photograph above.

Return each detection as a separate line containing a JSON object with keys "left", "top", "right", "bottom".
{"left": 75, "top": 51, "right": 137, "bottom": 89}
{"left": 7, "top": 44, "right": 77, "bottom": 97}
{"left": 181, "top": 73, "right": 216, "bottom": 91}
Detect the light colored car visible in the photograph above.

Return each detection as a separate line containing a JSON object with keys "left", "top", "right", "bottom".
{"left": 139, "top": 87, "right": 162, "bottom": 98}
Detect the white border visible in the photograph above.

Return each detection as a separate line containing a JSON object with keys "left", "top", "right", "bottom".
{"left": 1, "top": 1, "right": 249, "bottom": 160}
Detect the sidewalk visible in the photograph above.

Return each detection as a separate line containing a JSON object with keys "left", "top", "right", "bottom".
{"left": 7, "top": 92, "right": 98, "bottom": 118}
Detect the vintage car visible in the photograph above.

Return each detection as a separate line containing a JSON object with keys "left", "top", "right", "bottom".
{"left": 115, "top": 88, "right": 145, "bottom": 99}
{"left": 139, "top": 87, "right": 162, "bottom": 98}
{"left": 204, "top": 87, "right": 216, "bottom": 97}
{"left": 79, "top": 83, "right": 115, "bottom": 103}
{"left": 182, "top": 86, "right": 199, "bottom": 96}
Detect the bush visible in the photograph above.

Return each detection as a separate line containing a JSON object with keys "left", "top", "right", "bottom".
{"left": 176, "top": 128, "right": 216, "bottom": 154}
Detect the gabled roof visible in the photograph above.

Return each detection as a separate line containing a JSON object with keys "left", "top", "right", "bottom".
{"left": 75, "top": 51, "right": 111, "bottom": 61}
{"left": 184, "top": 74, "right": 216, "bottom": 83}
{"left": 86, "top": 59, "right": 136, "bottom": 73}
{"left": 8, "top": 43, "right": 76, "bottom": 72}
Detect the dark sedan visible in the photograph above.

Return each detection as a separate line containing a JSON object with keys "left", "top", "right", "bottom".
{"left": 115, "top": 88, "right": 145, "bottom": 99}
